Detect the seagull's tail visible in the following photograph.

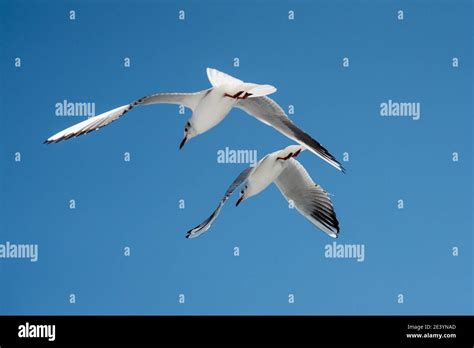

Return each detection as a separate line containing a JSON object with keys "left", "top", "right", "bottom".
{"left": 207, "top": 67, "right": 276, "bottom": 98}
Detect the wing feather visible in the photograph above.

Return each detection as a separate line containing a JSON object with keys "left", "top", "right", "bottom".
{"left": 236, "top": 96, "right": 344, "bottom": 172}
{"left": 185, "top": 166, "right": 254, "bottom": 239}
{"left": 275, "top": 158, "right": 340, "bottom": 238}
{"left": 44, "top": 90, "right": 210, "bottom": 144}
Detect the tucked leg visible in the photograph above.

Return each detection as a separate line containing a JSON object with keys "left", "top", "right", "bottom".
{"left": 224, "top": 91, "right": 253, "bottom": 99}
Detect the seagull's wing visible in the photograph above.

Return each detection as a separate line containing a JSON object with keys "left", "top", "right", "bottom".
{"left": 236, "top": 96, "right": 344, "bottom": 172}
{"left": 274, "top": 158, "right": 340, "bottom": 238}
{"left": 186, "top": 166, "right": 254, "bottom": 239}
{"left": 138, "top": 90, "right": 211, "bottom": 110}
{"left": 44, "top": 90, "right": 211, "bottom": 144}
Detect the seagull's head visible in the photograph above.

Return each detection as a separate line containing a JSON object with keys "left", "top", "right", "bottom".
{"left": 179, "top": 120, "right": 197, "bottom": 150}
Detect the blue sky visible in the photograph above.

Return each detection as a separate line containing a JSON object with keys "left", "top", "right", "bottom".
{"left": 0, "top": 0, "right": 472, "bottom": 315}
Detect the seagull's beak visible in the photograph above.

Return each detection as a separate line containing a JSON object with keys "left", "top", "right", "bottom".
{"left": 292, "top": 149, "right": 302, "bottom": 158}
{"left": 179, "top": 136, "right": 188, "bottom": 150}
{"left": 236, "top": 195, "right": 244, "bottom": 207}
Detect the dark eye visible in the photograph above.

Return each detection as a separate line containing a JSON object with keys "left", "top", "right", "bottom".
{"left": 187, "top": 122, "right": 191, "bottom": 127}
{"left": 185, "top": 128, "right": 188, "bottom": 132}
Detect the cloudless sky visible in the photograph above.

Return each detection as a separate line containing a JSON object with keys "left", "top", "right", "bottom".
{"left": 0, "top": 0, "right": 472, "bottom": 315}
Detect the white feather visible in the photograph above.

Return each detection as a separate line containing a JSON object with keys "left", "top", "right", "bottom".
{"left": 206, "top": 67, "right": 243, "bottom": 87}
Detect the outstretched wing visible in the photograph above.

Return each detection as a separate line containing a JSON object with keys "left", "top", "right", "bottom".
{"left": 236, "top": 96, "right": 344, "bottom": 172}
{"left": 44, "top": 90, "right": 210, "bottom": 144}
{"left": 275, "top": 158, "right": 340, "bottom": 238}
{"left": 185, "top": 166, "right": 254, "bottom": 239}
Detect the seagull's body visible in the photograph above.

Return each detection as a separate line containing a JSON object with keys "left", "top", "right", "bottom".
{"left": 188, "top": 86, "right": 235, "bottom": 135}
{"left": 243, "top": 149, "right": 288, "bottom": 198}
{"left": 44, "top": 68, "right": 344, "bottom": 171}
{"left": 186, "top": 145, "right": 340, "bottom": 239}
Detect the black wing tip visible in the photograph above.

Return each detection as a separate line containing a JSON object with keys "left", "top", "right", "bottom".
{"left": 185, "top": 229, "right": 195, "bottom": 239}
{"left": 329, "top": 224, "right": 340, "bottom": 238}
{"left": 43, "top": 138, "right": 59, "bottom": 144}
{"left": 311, "top": 207, "right": 340, "bottom": 236}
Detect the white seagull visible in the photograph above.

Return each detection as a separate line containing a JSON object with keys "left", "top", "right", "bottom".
{"left": 44, "top": 68, "right": 344, "bottom": 172}
{"left": 186, "top": 145, "right": 340, "bottom": 239}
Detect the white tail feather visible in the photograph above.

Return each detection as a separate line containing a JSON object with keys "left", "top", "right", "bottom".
{"left": 207, "top": 67, "right": 243, "bottom": 87}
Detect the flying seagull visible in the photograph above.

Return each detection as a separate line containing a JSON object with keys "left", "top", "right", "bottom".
{"left": 44, "top": 68, "right": 344, "bottom": 171}
{"left": 186, "top": 145, "right": 340, "bottom": 239}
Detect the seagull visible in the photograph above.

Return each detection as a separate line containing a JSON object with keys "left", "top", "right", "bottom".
{"left": 185, "top": 145, "right": 340, "bottom": 239}
{"left": 44, "top": 68, "right": 344, "bottom": 172}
